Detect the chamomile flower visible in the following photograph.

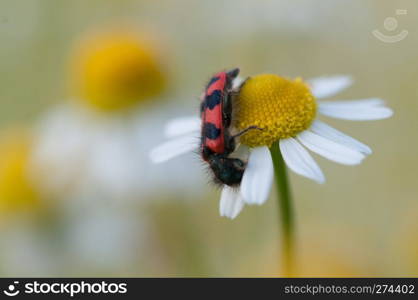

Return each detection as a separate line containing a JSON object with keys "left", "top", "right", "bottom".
{"left": 30, "top": 28, "right": 205, "bottom": 201}
{"left": 31, "top": 27, "right": 167, "bottom": 200}
{"left": 150, "top": 73, "right": 393, "bottom": 219}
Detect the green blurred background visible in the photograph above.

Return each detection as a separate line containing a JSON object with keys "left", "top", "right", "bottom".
{"left": 0, "top": 0, "right": 417, "bottom": 277}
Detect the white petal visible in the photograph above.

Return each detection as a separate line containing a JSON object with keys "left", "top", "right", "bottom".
{"left": 318, "top": 98, "right": 384, "bottom": 108}
{"left": 308, "top": 75, "right": 353, "bottom": 99}
{"left": 318, "top": 99, "right": 393, "bottom": 120}
{"left": 310, "top": 120, "right": 372, "bottom": 155}
{"left": 219, "top": 186, "right": 245, "bottom": 219}
{"left": 149, "top": 134, "right": 198, "bottom": 163}
{"left": 279, "top": 138, "right": 325, "bottom": 184}
{"left": 164, "top": 116, "right": 201, "bottom": 138}
{"left": 297, "top": 130, "right": 365, "bottom": 165}
{"left": 241, "top": 146, "right": 273, "bottom": 205}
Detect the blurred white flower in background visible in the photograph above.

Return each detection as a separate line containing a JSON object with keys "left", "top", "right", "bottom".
{"left": 30, "top": 103, "right": 204, "bottom": 202}
{"left": 0, "top": 224, "right": 60, "bottom": 276}
{"left": 29, "top": 28, "right": 205, "bottom": 203}
{"left": 6, "top": 27, "right": 206, "bottom": 276}
{"left": 65, "top": 202, "right": 148, "bottom": 273}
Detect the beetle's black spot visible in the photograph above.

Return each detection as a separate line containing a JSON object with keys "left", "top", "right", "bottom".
{"left": 206, "top": 76, "right": 220, "bottom": 89}
{"left": 203, "top": 122, "right": 221, "bottom": 140}
{"left": 205, "top": 90, "right": 222, "bottom": 110}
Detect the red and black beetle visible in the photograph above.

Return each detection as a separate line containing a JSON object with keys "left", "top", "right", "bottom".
{"left": 200, "top": 68, "right": 259, "bottom": 186}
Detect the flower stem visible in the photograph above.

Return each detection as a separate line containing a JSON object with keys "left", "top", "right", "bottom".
{"left": 270, "top": 141, "right": 295, "bottom": 276}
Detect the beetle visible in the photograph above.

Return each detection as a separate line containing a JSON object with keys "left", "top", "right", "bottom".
{"left": 200, "top": 68, "right": 260, "bottom": 186}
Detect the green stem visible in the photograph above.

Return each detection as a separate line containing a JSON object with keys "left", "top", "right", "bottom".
{"left": 270, "top": 141, "right": 295, "bottom": 276}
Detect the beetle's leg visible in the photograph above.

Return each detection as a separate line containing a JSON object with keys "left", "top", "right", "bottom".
{"left": 223, "top": 92, "right": 233, "bottom": 128}
{"left": 224, "top": 77, "right": 250, "bottom": 128}
{"left": 199, "top": 92, "right": 206, "bottom": 115}
{"left": 232, "top": 126, "right": 264, "bottom": 140}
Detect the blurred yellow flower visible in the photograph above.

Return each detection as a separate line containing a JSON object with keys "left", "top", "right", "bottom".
{"left": 394, "top": 214, "right": 418, "bottom": 275}
{"left": 70, "top": 30, "right": 166, "bottom": 112}
{"left": 0, "top": 130, "right": 41, "bottom": 217}
{"left": 403, "top": 236, "right": 418, "bottom": 274}
{"left": 294, "top": 251, "right": 361, "bottom": 277}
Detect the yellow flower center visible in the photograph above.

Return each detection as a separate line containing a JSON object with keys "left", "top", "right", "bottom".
{"left": 234, "top": 74, "right": 316, "bottom": 147}
{"left": 0, "top": 130, "right": 41, "bottom": 216}
{"left": 70, "top": 30, "right": 166, "bottom": 112}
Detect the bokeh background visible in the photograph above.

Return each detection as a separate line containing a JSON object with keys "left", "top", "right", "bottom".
{"left": 0, "top": 0, "right": 417, "bottom": 277}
